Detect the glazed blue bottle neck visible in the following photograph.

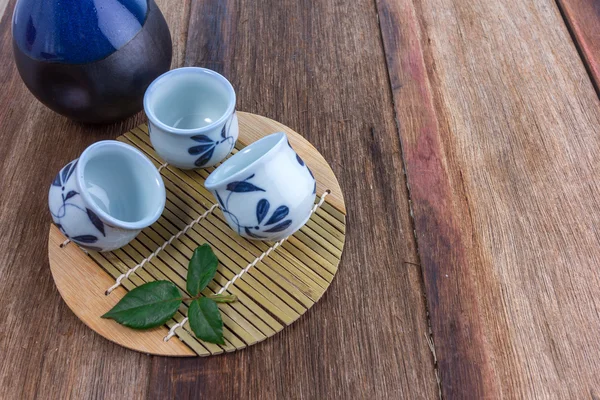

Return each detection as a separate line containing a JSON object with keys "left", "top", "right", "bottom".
{"left": 12, "top": 0, "right": 148, "bottom": 64}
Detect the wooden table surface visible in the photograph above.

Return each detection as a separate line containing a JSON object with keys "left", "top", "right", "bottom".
{"left": 1, "top": 0, "right": 599, "bottom": 398}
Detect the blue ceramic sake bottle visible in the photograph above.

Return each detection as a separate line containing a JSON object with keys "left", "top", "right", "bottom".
{"left": 12, "top": 0, "right": 172, "bottom": 124}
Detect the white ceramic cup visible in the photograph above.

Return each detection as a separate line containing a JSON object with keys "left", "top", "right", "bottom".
{"left": 48, "top": 141, "right": 166, "bottom": 252}
{"left": 204, "top": 132, "right": 317, "bottom": 241}
{"left": 144, "top": 67, "right": 239, "bottom": 169}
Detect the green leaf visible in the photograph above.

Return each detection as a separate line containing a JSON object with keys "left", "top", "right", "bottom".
{"left": 208, "top": 294, "right": 238, "bottom": 303}
{"left": 102, "top": 281, "right": 181, "bottom": 329}
{"left": 187, "top": 244, "right": 219, "bottom": 296}
{"left": 188, "top": 297, "right": 224, "bottom": 344}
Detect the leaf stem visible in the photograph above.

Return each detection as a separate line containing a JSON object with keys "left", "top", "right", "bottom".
{"left": 180, "top": 294, "right": 237, "bottom": 303}
{"left": 208, "top": 294, "right": 238, "bottom": 303}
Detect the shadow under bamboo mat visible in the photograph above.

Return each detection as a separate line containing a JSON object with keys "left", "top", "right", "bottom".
{"left": 48, "top": 112, "right": 346, "bottom": 356}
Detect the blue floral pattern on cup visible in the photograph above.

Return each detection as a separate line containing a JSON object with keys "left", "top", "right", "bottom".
{"left": 50, "top": 160, "right": 106, "bottom": 251}
{"left": 145, "top": 67, "right": 238, "bottom": 169}
{"left": 205, "top": 132, "right": 316, "bottom": 241}
{"left": 214, "top": 174, "right": 293, "bottom": 239}
{"left": 289, "top": 140, "right": 316, "bottom": 194}
{"left": 49, "top": 141, "right": 166, "bottom": 252}
{"left": 188, "top": 112, "right": 237, "bottom": 167}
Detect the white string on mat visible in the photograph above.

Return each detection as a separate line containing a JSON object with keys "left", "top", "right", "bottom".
{"left": 157, "top": 162, "right": 168, "bottom": 172}
{"left": 163, "top": 190, "right": 331, "bottom": 342}
{"left": 104, "top": 203, "right": 220, "bottom": 295}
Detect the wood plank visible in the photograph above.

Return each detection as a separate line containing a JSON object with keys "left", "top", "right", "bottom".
{"left": 0, "top": 0, "right": 190, "bottom": 397}
{"left": 148, "top": 0, "right": 437, "bottom": 398}
{"left": 556, "top": 0, "right": 600, "bottom": 91}
{"left": 378, "top": 0, "right": 600, "bottom": 397}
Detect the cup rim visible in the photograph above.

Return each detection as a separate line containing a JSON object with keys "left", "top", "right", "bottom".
{"left": 76, "top": 140, "right": 166, "bottom": 230}
{"left": 143, "top": 67, "right": 236, "bottom": 135}
{"left": 205, "top": 132, "right": 287, "bottom": 189}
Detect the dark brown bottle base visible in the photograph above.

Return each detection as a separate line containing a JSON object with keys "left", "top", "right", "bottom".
{"left": 13, "top": 0, "right": 172, "bottom": 124}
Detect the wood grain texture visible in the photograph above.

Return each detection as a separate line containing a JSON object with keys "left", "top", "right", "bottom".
{"left": 148, "top": 0, "right": 438, "bottom": 398}
{"left": 0, "top": 0, "right": 437, "bottom": 398}
{"left": 0, "top": 0, "right": 8, "bottom": 26}
{"left": 556, "top": 0, "right": 600, "bottom": 91}
{"left": 0, "top": 0, "right": 189, "bottom": 398}
{"left": 378, "top": 0, "right": 600, "bottom": 397}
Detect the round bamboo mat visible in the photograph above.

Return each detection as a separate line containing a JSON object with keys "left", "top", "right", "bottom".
{"left": 48, "top": 112, "right": 346, "bottom": 356}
